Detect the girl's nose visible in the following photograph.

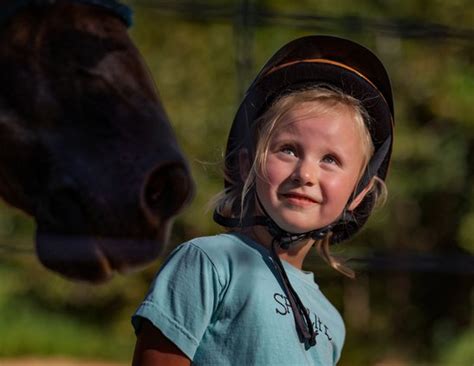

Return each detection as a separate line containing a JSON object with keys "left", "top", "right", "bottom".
{"left": 291, "top": 160, "right": 317, "bottom": 186}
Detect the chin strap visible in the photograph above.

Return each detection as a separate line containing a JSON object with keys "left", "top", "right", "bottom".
{"left": 213, "top": 192, "right": 334, "bottom": 249}
{"left": 213, "top": 211, "right": 332, "bottom": 247}
{"left": 270, "top": 236, "right": 318, "bottom": 347}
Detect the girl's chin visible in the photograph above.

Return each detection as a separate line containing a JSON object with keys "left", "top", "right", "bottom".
{"left": 274, "top": 221, "right": 318, "bottom": 235}
{"left": 274, "top": 217, "right": 334, "bottom": 235}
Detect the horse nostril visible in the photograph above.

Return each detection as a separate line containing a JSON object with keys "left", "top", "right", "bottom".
{"left": 143, "top": 164, "right": 193, "bottom": 221}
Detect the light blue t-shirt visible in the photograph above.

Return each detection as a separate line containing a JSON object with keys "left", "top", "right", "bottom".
{"left": 132, "top": 233, "right": 345, "bottom": 365}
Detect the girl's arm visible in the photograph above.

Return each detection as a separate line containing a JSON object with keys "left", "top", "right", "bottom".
{"left": 132, "top": 319, "right": 191, "bottom": 366}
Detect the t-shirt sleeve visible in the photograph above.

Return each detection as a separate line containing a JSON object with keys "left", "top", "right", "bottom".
{"left": 131, "top": 242, "right": 223, "bottom": 360}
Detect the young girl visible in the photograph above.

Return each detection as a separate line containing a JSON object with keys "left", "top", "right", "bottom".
{"left": 132, "top": 35, "right": 394, "bottom": 365}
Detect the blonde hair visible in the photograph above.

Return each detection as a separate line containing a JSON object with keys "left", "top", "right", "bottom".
{"left": 212, "top": 86, "right": 387, "bottom": 277}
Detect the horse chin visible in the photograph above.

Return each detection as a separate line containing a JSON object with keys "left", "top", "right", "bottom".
{"left": 35, "top": 228, "right": 167, "bottom": 283}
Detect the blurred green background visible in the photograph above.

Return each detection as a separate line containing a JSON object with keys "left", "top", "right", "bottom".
{"left": 0, "top": 0, "right": 473, "bottom": 365}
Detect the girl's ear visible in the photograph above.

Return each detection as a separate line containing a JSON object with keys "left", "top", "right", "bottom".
{"left": 347, "top": 179, "right": 374, "bottom": 211}
{"left": 239, "top": 149, "right": 251, "bottom": 182}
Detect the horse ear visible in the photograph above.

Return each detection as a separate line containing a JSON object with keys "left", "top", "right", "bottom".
{"left": 348, "top": 179, "right": 374, "bottom": 211}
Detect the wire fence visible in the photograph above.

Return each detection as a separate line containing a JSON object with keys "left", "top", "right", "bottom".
{"left": 129, "top": 0, "right": 474, "bottom": 41}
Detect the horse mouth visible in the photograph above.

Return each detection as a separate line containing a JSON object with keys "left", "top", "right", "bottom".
{"left": 35, "top": 230, "right": 166, "bottom": 282}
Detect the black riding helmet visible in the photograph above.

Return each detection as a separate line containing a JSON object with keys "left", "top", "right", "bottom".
{"left": 215, "top": 35, "right": 394, "bottom": 245}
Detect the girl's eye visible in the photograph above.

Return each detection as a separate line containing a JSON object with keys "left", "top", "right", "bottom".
{"left": 322, "top": 154, "right": 339, "bottom": 165}
{"left": 280, "top": 145, "right": 297, "bottom": 156}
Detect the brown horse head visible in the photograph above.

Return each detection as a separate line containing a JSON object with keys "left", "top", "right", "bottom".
{"left": 0, "top": 0, "right": 194, "bottom": 281}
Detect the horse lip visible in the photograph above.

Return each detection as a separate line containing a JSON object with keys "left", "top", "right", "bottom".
{"left": 35, "top": 227, "right": 165, "bottom": 282}
{"left": 35, "top": 230, "right": 114, "bottom": 282}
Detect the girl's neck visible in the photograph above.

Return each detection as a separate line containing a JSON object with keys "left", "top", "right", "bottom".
{"left": 240, "top": 226, "right": 314, "bottom": 269}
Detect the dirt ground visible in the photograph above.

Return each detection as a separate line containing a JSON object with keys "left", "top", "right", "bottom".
{"left": 0, "top": 358, "right": 127, "bottom": 366}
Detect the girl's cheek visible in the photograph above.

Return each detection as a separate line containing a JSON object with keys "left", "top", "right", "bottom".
{"left": 265, "top": 159, "right": 285, "bottom": 181}
{"left": 322, "top": 176, "right": 347, "bottom": 196}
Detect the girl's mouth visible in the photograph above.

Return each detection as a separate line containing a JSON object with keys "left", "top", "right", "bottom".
{"left": 280, "top": 193, "right": 318, "bottom": 206}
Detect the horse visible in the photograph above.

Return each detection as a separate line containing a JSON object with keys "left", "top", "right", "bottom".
{"left": 0, "top": 0, "right": 194, "bottom": 282}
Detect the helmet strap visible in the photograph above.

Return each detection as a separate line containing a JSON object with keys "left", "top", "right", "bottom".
{"left": 269, "top": 237, "right": 317, "bottom": 347}
{"left": 212, "top": 190, "right": 338, "bottom": 247}
{"left": 254, "top": 194, "right": 332, "bottom": 249}
{"left": 354, "top": 136, "right": 391, "bottom": 197}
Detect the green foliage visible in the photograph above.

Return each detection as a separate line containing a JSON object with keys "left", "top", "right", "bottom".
{"left": 0, "top": 297, "right": 134, "bottom": 360}
{"left": 0, "top": 260, "right": 135, "bottom": 360}
{"left": 437, "top": 328, "right": 474, "bottom": 365}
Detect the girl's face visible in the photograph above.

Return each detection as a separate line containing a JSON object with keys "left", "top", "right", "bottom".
{"left": 255, "top": 102, "right": 367, "bottom": 234}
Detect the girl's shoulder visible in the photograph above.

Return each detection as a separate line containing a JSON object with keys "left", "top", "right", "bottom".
{"left": 175, "top": 232, "right": 267, "bottom": 269}
{"left": 182, "top": 232, "right": 258, "bottom": 253}
{"left": 184, "top": 232, "right": 238, "bottom": 248}
{"left": 160, "top": 233, "right": 266, "bottom": 288}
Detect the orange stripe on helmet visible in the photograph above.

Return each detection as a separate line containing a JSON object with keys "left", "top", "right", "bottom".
{"left": 265, "top": 58, "right": 378, "bottom": 91}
